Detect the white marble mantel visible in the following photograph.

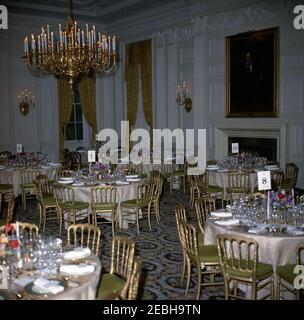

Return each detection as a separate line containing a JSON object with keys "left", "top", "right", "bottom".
{"left": 214, "top": 123, "right": 287, "bottom": 168}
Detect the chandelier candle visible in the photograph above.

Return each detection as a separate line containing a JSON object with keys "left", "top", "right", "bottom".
{"left": 22, "top": 0, "right": 117, "bottom": 87}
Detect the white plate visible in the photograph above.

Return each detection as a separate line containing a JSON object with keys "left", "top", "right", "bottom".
{"left": 126, "top": 178, "right": 141, "bottom": 182}
{"left": 59, "top": 264, "right": 95, "bottom": 277}
{"left": 60, "top": 177, "right": 74, "bottom": 181}
{"left": 58, "top": 180, "right": 74, "bottom": 184}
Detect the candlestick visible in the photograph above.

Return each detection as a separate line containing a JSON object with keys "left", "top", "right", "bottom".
{"left": 292, "top": 188, "right": 295, "bottom": 209}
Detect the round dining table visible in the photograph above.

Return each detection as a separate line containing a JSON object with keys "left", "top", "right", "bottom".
{"left": 204, "top": 217, "right": 304, "bottom": 299}
{"left": 10, "top": 254, "right": 101, "bottom": 300}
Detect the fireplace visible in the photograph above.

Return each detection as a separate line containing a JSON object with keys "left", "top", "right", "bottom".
{"left": 228, "top": 137, "right": 277, "bottom": 160}
{"left": 214, "top": 123, "right": 287, "bottom": 167}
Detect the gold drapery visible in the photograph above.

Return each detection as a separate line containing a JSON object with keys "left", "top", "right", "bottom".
{"left": 57, "top": 78, "right": 73, "bottom": 161}
{"left": 125, "top": 39, "right": 153, "bottom": 143}
{"left": 78, "top": 73, "right": 97, "bottom": 145}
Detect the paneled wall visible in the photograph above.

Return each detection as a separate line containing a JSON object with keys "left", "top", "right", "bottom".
{"left": 0, "top": 0, "right": 303, "bottom": 187}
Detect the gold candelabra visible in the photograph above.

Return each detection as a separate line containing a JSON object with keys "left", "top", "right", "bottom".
{"left": 22, "top": 0, "right": 117, "bottom": 87}
{"left": 18, "top": 89, "right": 35, "bottom": 116}
{"left": 176, "top": 81, "right": 192, "bottom": 113}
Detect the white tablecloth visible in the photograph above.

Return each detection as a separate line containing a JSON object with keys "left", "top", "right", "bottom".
{"left": 204, "top": 218, "right": 304, "bottom": 298}
{"left": 72, "top": 180, "right": 145, "bottom": 229}
{"left": 0, "top": 166, "right": 57, "bottom": 197}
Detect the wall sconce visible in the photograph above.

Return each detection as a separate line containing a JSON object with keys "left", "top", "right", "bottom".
{"left": 176, "top": 81, "right": 192, "bottom": 113}
{"left": 17, "top": 89, "right": 35, "bottom": 116}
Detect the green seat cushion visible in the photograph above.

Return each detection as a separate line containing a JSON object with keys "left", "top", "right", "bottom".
{"left": 173, "top": 170, "right": 185, "bottom": 176}
{"left": 224, "top": 259, "right": 273, "bottom": 280}
{"left": 21, "top": 183, "right": 36, "bottom": 189}
{"left": 276, "top": 264, "right": 296, "bottom": 285}
{"left": 97, "top": 273, "right": 126, "bottom": 298}
{"left": 92, "top": 203, "right": 117, "bottom": 211}
{"left": 207, "top": 186, "right": 223, "bottom": 193}
{"left": 61, "top": 201, "right": 89, "bottom": 210}
{"left": 188, "top": 244, "right": 219, "bottom": 264}
{"left": 0, "top": 184, "right": 13, "bottom": 190}
{"left": 121, "top": 199, "right": 150, "bottom": 208}
{"left": 227, "top": 187, "right": 248, "bottom": 194}
{"left": 42, "top": 195, "right": 57, "bottom": 206}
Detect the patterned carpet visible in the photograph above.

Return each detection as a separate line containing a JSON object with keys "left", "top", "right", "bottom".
{"left": 12, "top": 183, "right": 224, "bottom": 300}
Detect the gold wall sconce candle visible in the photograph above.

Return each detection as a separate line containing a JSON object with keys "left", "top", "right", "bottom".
{"left": 18, "top": 89, "right": 35, "bottom": 116}
{"left": 176, "top": 80, "right": 192, "bottom": 113}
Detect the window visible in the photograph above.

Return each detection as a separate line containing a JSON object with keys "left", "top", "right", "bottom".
{"left": 65, "top": 81, "right": 83, "bottom": 141}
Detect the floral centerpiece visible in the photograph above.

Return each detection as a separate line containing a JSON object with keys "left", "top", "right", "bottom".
{"left": 0, "top": 224, "right": 20, "bottom": 257}
{"left": 269, "top": 189, "right": 293, "bottom": 211}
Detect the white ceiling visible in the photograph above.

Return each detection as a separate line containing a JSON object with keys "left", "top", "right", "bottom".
{"left": 3, "top": 0, "right": 180, "bottom": 22}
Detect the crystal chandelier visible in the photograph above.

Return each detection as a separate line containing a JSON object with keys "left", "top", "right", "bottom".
{"left": 22, "top": 0, "right": 117, "bottom": 87}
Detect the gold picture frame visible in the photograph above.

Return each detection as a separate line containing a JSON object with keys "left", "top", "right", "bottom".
{"left": 225, "top": 27, "right": 279, "bottom": 117}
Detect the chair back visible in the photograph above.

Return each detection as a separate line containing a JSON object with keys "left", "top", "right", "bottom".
{"left": 35, "top": 174, "right": 51, "bottom": 195}
{"left": 70, "top": 151, "right": 82, "bottom": 170}
{"left": 0, "top": 198, "right": 15, "bottom": 225}
{"left": 178, "top": 219, "right": 199, "bottom": 262}
{"left": 194, "top": 197, "right": 209, "bottom": 234}
{"left": 58, "top": 169, "right": 75, "bottom": 178}
{"left": 123, "top": 256, "right": 141, "bottom": 300}
{"left": 67, "top": 223, "right": 101, "bottom": 256}
{"left": 175, "top": 204, "right": 187, "bottom": 242}
{"left": 217, "top": 234, "right": 258, "bottom": 279}
{"left": 20, "top": 170, "right": 40, "bottom": 185}
{"left": 54, "top": 185, "right": 75, "bottom": 207}
{"left": 91, "top": 186, "right": 117, "bottom": 207}
{"left": 110, "top": 236, "right": 135, "bottom": 281}
{"left": 228, "top": 172, "right": 250, "bottom": 189}
{"left": 149, "top": 171, "right": 161, "bottom": 183}
{"left": 271, "top": 171, "right": 283, "bottom": 188}
{"left": 48, "top": 167, "right": 60, "bottom": 181}
{"left": 136, "top": 184, "right": 155, "bottom": 204}
{"left": 285, "top": 163, "right": 299, "bottom": 187}
{"left": 161, "top": 164, "right": 173, "bottom": 175}
{"left": 8, "top": 222, "right": 39, "bottom": 237}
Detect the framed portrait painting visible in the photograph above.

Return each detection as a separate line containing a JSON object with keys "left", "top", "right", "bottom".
{"left": 225, "top": 27, "right": 279, "bottom": 117}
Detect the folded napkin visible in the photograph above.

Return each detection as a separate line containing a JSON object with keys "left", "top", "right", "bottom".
{"left": 126, "top": 178, "right": 141, "bottom": 182}
{"left": 126, "top": 175, "right": 139, "bottom": 178}
{"left": 115, "top": 181, "right": 130, "bottom": 185}
{"left": 214, "top": 219, "right": 240, "bottom": 226}
{"left": 33, "top": 277, "right": 64, "bottom": 295}
{"left": 286, "top": 226, "right": 304, "bottom": 236}
{"left": 59, "top": 263, "right": 95, "bottom": 276}
{"left": 248, "top": 226, "right": 267, "bottom": 234}
{"left": 63, "top": 247, "right": 91, "bottom": 261}
{"left": 14, "top": 276, "right": 35, "bottom": 287}
{"left": 210, "top": 210, "right": 232, "bottom": 218}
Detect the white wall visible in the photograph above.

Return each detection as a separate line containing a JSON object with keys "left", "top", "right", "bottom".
{"left": 1, "top": 0, "right": 303, "bottom": 187}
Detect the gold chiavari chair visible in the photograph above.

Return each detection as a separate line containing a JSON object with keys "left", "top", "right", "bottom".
{"left": 67, "top": 223, "right": 101, "bottom": 256}
{"left": 226, "top": 171, "right": 250, "bottom": 203}
{"left": 69, "top": 151, "right": 82, "bottom": 171}
{"left": 58, "top": 169, "right": 75, "bottom": 178}
{"left": 150, "top": 176, "right": 163, "bottom": 225}
{"left": 217, "top": 234, "right": 273, "bottom": 300}
{"left": 96, "top": 236, "right": 135, "bottom": 299}
{"left": 0, "top": 222, "right": 39, "bottom": 237}
{"left": 271, "top": 171, "right": 283, "bottom": 189}
{"left": 171, "top": 163, "right": 187, "bottom": 195}
{"left": 194, "top": 197, "right": 209, "bottom": 236}
{"left": 121, "top": 184, "right": 155, "bottom": 234}
{"left": 179, "top": 219, "right": 222, "bottom": 299}
{"left": 123, "top": 256, "right": 142, "bottom": 300}
{"left": 0, "top": 198, "right": 14, "bottom": 226}
{"left": 188, "top": 175, "right": 205, "bottom": 208}
{"left": 48, "top": 166, "right": 61, "bottom": 188}
{"left": 34, "top": 179, "right": 59, "bottom": 232}
{"left": 91, "top": 186, "right": 118, "bottom": 236}
{"left": 281, "top": 163, "right": 299, "bottom": 191}
{"left": 276, "top": 243, "right": 304, "bottom": 300}
{"left": 160, "top": 163, "right": 173, "bottom": 191}
{"left": 54, "top": 185, "right": 90, "bottom": 235}
{"left": 175, "top": 205, "right": 188, "bottom": 285}
{"left": 20, "top": 169, "right": 40, "bottom": 210}
{"left": 60, "top": 159, "right": 72, "bottom": 170}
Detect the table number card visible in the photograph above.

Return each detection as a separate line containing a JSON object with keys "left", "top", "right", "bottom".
{"left": 257, "top": 171, "right": 271, "bottom": 191}
{"left": 88, "top": 150, "right": 96, "bottom": 163}
{"left": 231, "top": 143, "right": 239, "bottom": 154}
{"left": 16, "top": 144, "right": 22, "bottom": 153}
